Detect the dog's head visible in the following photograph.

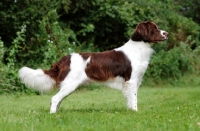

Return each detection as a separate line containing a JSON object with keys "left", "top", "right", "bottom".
{"left": 131, "top": 21, "right": 169, "bottom": 43}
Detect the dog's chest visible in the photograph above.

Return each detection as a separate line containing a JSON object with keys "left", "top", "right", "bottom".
{"left": 115, "top": 40, "right": 154, "bottom": 78}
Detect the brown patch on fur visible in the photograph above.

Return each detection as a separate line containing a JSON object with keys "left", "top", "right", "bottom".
{"left": 44, "top": 55, "right": 71, "bottom": 85}
{"left": 44, "top": 50, "right": 132, "bottom": 84}
{"left": 81, "top": 50, "right": 132, "bottom": 81}
{"left": 131, "top": 21, "right": 165, "bottom": 43}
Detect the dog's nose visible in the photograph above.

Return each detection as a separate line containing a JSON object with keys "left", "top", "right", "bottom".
{"left": 163, "top": 32, "right": 169, "bottom": 37}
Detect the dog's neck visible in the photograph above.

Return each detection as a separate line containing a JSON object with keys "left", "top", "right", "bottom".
{"left": 130, "top": 31, "right": 150, "bottom": 43}
{"left": 130, "top": 31, "right": 143, "bottom": 41}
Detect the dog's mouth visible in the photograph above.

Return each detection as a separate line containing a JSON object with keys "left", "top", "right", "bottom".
{"left": 153, "top": 34, "right": 169, "bottom": 43}
{"left": 162, "top": 37, "right": 168, "bottom": 41}
{"left": 152, "top": 38, "right": 167, "bottom": 43}
{"left": 163, "top": 36, "right": 169, "bottom": 40}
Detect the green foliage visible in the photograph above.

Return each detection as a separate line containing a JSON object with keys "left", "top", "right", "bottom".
{"left": 0, "top": 39, "right": 6, "bottom": 93}
{"left": 0, "top": 27, "right": 34, "bottom": 94}
{"left": 0, "top": 0, "right": 200, "bottom": 93}
{"left": 6, "top": 25, "right": 26, "bottom": 68}
{"left": 176, "top": 0, "right": 200, "bottom": 23}
{"left": 34, "top": 9, "right": 78, "bottom": 67}
{"left": 146, "top": 36, "right": 200, "bottom": 80}
{"left": 0, "top": 39, "right": 4, "bottom": 60}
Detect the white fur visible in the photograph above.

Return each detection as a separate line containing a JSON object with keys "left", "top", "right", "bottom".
{"left": 115, "top": 40, "right": 154, "bottom": 82}
{"left": 160, "top": 30, "right": 168, "bottom": 39}
{"left": 18, "top": 67, "right": 55, "bottom": 93}
{"left": 50, "top": 53, "right": 89, "bottom": 113}
{"left": 104, "top": 77, "right": 125, "bottom": 90}
{"left": 114, "top": 40, "right": 154, "bottom": 110}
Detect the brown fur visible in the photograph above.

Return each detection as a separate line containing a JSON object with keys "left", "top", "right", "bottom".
{"left": 44, "top": 55, "right": 71, "bottom": 85}
{"left": 81, "top": 50, "right": 132, "bottom": 81}
{"left": 131, "top": 21, "right": 164, "bottom": 43}
{"left": 44, "top": 50, "right": 132, "bottom": 85}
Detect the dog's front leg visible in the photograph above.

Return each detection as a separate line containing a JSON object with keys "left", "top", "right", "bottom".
{"left": 123, "top": 80, "right": 138, "bottom": 111}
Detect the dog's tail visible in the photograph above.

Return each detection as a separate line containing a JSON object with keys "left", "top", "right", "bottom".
{"left": 18, "top": 67, "right": 56, "bottom": 93}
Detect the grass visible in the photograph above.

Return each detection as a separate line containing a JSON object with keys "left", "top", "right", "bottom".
{"left": 0, "top": 86, "right": 200, "bottom": 131}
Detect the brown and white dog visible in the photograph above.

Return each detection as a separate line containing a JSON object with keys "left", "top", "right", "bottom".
{"left": 19, "top": 21, "right": 168, "bottom": 113}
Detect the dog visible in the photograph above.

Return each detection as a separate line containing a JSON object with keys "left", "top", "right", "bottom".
{"left": 19, "top": 21, "right": 168, "bottom": 113}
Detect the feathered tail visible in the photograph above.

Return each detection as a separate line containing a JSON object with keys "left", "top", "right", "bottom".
{"left": 18, "top": 67, "right": 56, "bottom": 93}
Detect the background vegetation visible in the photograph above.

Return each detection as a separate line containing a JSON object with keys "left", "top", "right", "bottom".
{"left": 0, "top": 0, "right": 200, "bottom": 93}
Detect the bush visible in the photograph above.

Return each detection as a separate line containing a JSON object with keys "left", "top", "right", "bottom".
{"left": 145, "top": 36, "right": 200, "bottom": 81}
{"left": 0, "top": 27, "right": 35, "bottom": 94}
{"left": 0, "top": 0, "right": 200, "bottom": 93}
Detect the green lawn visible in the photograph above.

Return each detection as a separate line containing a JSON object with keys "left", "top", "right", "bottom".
{"left": 0, "top": 86, "right": 200, "bottom": 131}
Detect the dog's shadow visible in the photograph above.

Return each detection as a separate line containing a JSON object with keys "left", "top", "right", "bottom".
{"left": 43, "top": 108, "right": 132, "bottom": 114}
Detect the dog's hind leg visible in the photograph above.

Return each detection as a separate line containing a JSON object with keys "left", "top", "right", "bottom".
{"left": 50, "top": 53, "right": 89, "bottom": 113}
{"left": 50, "top": 78, "right": 84, "bottom": 114}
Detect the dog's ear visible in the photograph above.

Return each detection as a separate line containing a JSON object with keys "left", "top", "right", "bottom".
{"left": 136, "top": 22, "right": 152, "bottom": 42}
